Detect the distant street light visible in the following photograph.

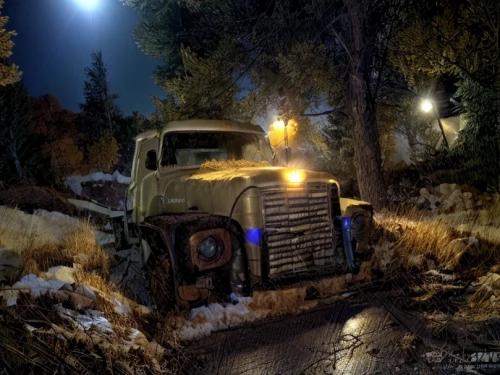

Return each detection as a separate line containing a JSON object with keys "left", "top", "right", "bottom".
{"left": 420, "top": 99, "right": 433, "bottom": 113}
{"left": 420, "top": 98, "right": 449, "bottom": 150}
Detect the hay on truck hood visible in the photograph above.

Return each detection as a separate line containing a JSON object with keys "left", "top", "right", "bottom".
{"left": 188, "top": 159, "right": 272, "bottom": 182}
{"left": 200, "top": 159, "right": 271, "bottom": 170}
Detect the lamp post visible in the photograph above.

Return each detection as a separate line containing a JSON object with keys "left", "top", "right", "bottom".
{"left": 421, "top": 99, "right": 449, "bottom": 150}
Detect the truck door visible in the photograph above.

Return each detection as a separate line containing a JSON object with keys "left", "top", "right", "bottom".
{"left": 128, "top": 135, "right": 159, "bottom": 224}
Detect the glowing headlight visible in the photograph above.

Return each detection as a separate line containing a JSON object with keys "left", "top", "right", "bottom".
{"left": 286, "top": 170, "right": 305, "bottom": 183}
{"left": 199, "top": 236, "right": 220, "bottom": 260}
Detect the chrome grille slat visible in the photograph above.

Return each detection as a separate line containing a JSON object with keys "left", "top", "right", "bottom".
{"left": 261, "top": 183, "right": 336, "bottom": 276}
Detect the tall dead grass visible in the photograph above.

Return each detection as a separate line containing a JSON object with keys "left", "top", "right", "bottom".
{"left": 0, "top": 206, "right": 109, "bottom": 278}
{"left": 377, "top": 205, "right": 500, "bottom": 274}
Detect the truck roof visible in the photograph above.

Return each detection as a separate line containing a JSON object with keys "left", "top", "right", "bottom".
{"left": 163, "top": 119, "right": 266, "bottom": 135}
{"left": 134, "top": 120, "right": 266, "bottom": 142}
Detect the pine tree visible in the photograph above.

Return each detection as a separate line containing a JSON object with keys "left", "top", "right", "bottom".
{"left": 0, "top": 81, "right": 32, "bottom": 181}
{"left": 79, "top": 50, "right": 121, "bottom": 140}
{"left": 0, "top": 0, "right": 20, "bottom": 86}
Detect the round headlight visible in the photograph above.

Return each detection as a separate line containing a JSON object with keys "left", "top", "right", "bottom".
{"left": 199, "top": 236, "right": 220, "bottom": 260}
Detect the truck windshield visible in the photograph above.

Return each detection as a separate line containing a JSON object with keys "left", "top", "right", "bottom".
{"left": 161, "top": 132, "right": 274, "bottom": 167}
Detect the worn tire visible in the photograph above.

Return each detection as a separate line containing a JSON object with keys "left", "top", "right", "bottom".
{"left": 150, "top": 252, "right": 176, "bottom": 314}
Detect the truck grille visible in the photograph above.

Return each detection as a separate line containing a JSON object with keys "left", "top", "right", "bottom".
{"left": 261, "top": 183, "right": 336, "bottom": 276}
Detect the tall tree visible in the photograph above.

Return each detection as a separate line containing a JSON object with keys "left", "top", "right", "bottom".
{"left": 79, "top": 50, "right": 121, "bottom": 140}
{"left": 0, "top": 81, "right": 32, "bottom": 181}
{"left": 127, "top": 0, "right": 427, "bottom": 210}
{"left": 0, "top": 0, "right": 20, "bottom": 86}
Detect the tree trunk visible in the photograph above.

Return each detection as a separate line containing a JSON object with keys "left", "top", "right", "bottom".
{"left": 344, "top": 0, "right": 387, "bottom": 210}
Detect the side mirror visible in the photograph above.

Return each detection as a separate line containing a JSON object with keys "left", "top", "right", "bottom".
{"left": 145, "top": 150, "right": 157, "bottom": 171}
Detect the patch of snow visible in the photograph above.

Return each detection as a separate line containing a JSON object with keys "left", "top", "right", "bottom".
{"left": 0, "top": 206, "right": 79, "bottom": 248}
{"left": 113, "top": 170, "right": 132, "bottom": 184}
{"left": 96, "top": 231, "right": 115, "bottom": 246}
{"left": 177, "top": 296, "right": 265, "bottom": 341}
{"left": 65, "top": 175, "right": 92, "bottom": 195}
{"left": 92, "top": 172, "right": 113, "bottom": 182}
{"left": 14, "top": 274, "right": 69, "bottom": 297}
{"left": 1, "top": 274, "right": 71, "bottom": 306}
{"left": 75, "top": 310, "right": 114, "bottom": 335}
{"left": 33, "top": 209, "right": 80, "bottom": 228}
{"left": 65, "top": 171, "right": 131, "bottom": 196}
{"left": 425, "top": 270, "right": 455, "bottom": 282}
{"left": 46, "top": 266, "right": 76, "bottom": 284}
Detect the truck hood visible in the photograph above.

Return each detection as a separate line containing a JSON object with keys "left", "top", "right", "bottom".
{"left": 161, "top": 166, "right": 336, "bottom": 222}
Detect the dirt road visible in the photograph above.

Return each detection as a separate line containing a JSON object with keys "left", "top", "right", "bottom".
{"left": 185, "top": 301, "right": 434, "bottom": 375}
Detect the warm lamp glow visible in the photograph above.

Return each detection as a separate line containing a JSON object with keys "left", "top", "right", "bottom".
{"left": 273, "top": 120, "right": 285, "bottom": 129}
{"left": 421, "top": 99, "right": 433, "bottom": 113}
{"left": 286, "top": 170, "right": 305, "bottom": 183}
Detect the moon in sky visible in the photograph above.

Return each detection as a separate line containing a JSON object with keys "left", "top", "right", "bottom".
{"left": 76, "top": 0, "right": 99, "bottom": 9}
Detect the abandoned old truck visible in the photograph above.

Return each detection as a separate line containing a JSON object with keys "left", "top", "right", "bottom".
{"left": 76, "top": 119, "right": 374, "bottom": 311}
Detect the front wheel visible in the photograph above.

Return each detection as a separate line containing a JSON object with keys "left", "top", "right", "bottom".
{"left": 149, "top": 252, "right": 176, "bottom": 314}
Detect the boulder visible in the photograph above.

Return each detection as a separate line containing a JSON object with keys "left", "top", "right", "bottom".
{"left": 438, "top": 183, "right": 452, "bottom": 198}
{"left": 0, "top": 248, "right": 22, "bottom": 281}
{"left": 420, "top": 188, "right": 431, "bottom": 200}
{"left": 441, "top": 189, "right": 463, "bottom": 213}
{"left": 463, "top": 192, "right": 473, "bottom": 201}
{"left": 465, "top": 200, "right": 474, "bottom": 210}
{"left": 428, "top": 195, "right": 440, "bottom": 210}
{"left": 417, "top": 196, "right": 426, "bottom": 206}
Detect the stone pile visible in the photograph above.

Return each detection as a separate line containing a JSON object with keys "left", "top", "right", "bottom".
{"left": 417, "top": 183, "right": 498, "bottom": 214}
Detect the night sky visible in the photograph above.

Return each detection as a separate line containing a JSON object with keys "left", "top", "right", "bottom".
{"left": 3, "top": 0, "right": 164, "bottom": 116}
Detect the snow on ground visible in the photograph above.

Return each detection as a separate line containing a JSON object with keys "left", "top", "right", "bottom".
{"left": 65, "top": 171, "right": 131, "bottom": 196}
{"left": 177, "top": 296, "right": 264, "bottom": 340}
{"left": 0, "top": 206, "right": 80, "bottom": 249}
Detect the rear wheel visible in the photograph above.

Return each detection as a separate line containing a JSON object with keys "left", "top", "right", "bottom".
{"left": 150, "top": 252, "right": 176, "bottom": 314}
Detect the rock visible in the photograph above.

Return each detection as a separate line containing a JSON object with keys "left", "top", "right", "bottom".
{"left": 450, "top": 183, "right": 460, "bottom": 192}
{"left": 428, "top": 194, "right": 440, "bottom": 210}
{"left": 0, "top": 248, "right": 22, "bottom": 281}
{"left": 420, "top": 188, "right": 431, "bottom": 199}
{"left": 46, "top": 266, "right": 76, "bottom": 284}
{"left": 71, "top": 285, "right": 97, "bottom": 310}
{"left": 440, "top": 189, "right": 463, "bottom": 213}
{"left": 438, "top": 183, "right": 452, "bottom": 198}
{"left": 455, "top": 201, "right": 466, "bottom": 212}
{"left": 463, "top": 192, "right": 473, "bottom": 201}
{"left": 465, "top": 200, "right": 474, "bottom": 210}
{"left": 417, "top": 196, "right": 426, "bottom": 206}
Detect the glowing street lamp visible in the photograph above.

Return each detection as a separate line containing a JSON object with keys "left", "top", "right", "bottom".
{"left": 420, "top": 99, "right": 433, "bottom": 113}
{"left": 420, "top": 98, "right": 449, "bottom": 150}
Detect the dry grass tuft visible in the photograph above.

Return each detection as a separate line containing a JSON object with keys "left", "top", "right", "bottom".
{"left": 377, "top": 208, "right": 500, "bottom": 274}
{"left": 200, "top": 159, "right": 271, "bottom": 170}
{"left": 0, "top": 212, "right": 109, "bottom": 278}
{"left": 60, "top": 222, "right": 110, "bottom": 275}
{"left": 311, "top": 275, "right": 348, "bottom": 297}
{"left": 250, "top": 288, "right": 307, "bottom": 315}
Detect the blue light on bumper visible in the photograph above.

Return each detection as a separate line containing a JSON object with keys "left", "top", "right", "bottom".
{"left": 245, "top": 228, "right": 262, "bottom": 246}
{"left": 341, "top": 217, "right": 354, "bottom": 268}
